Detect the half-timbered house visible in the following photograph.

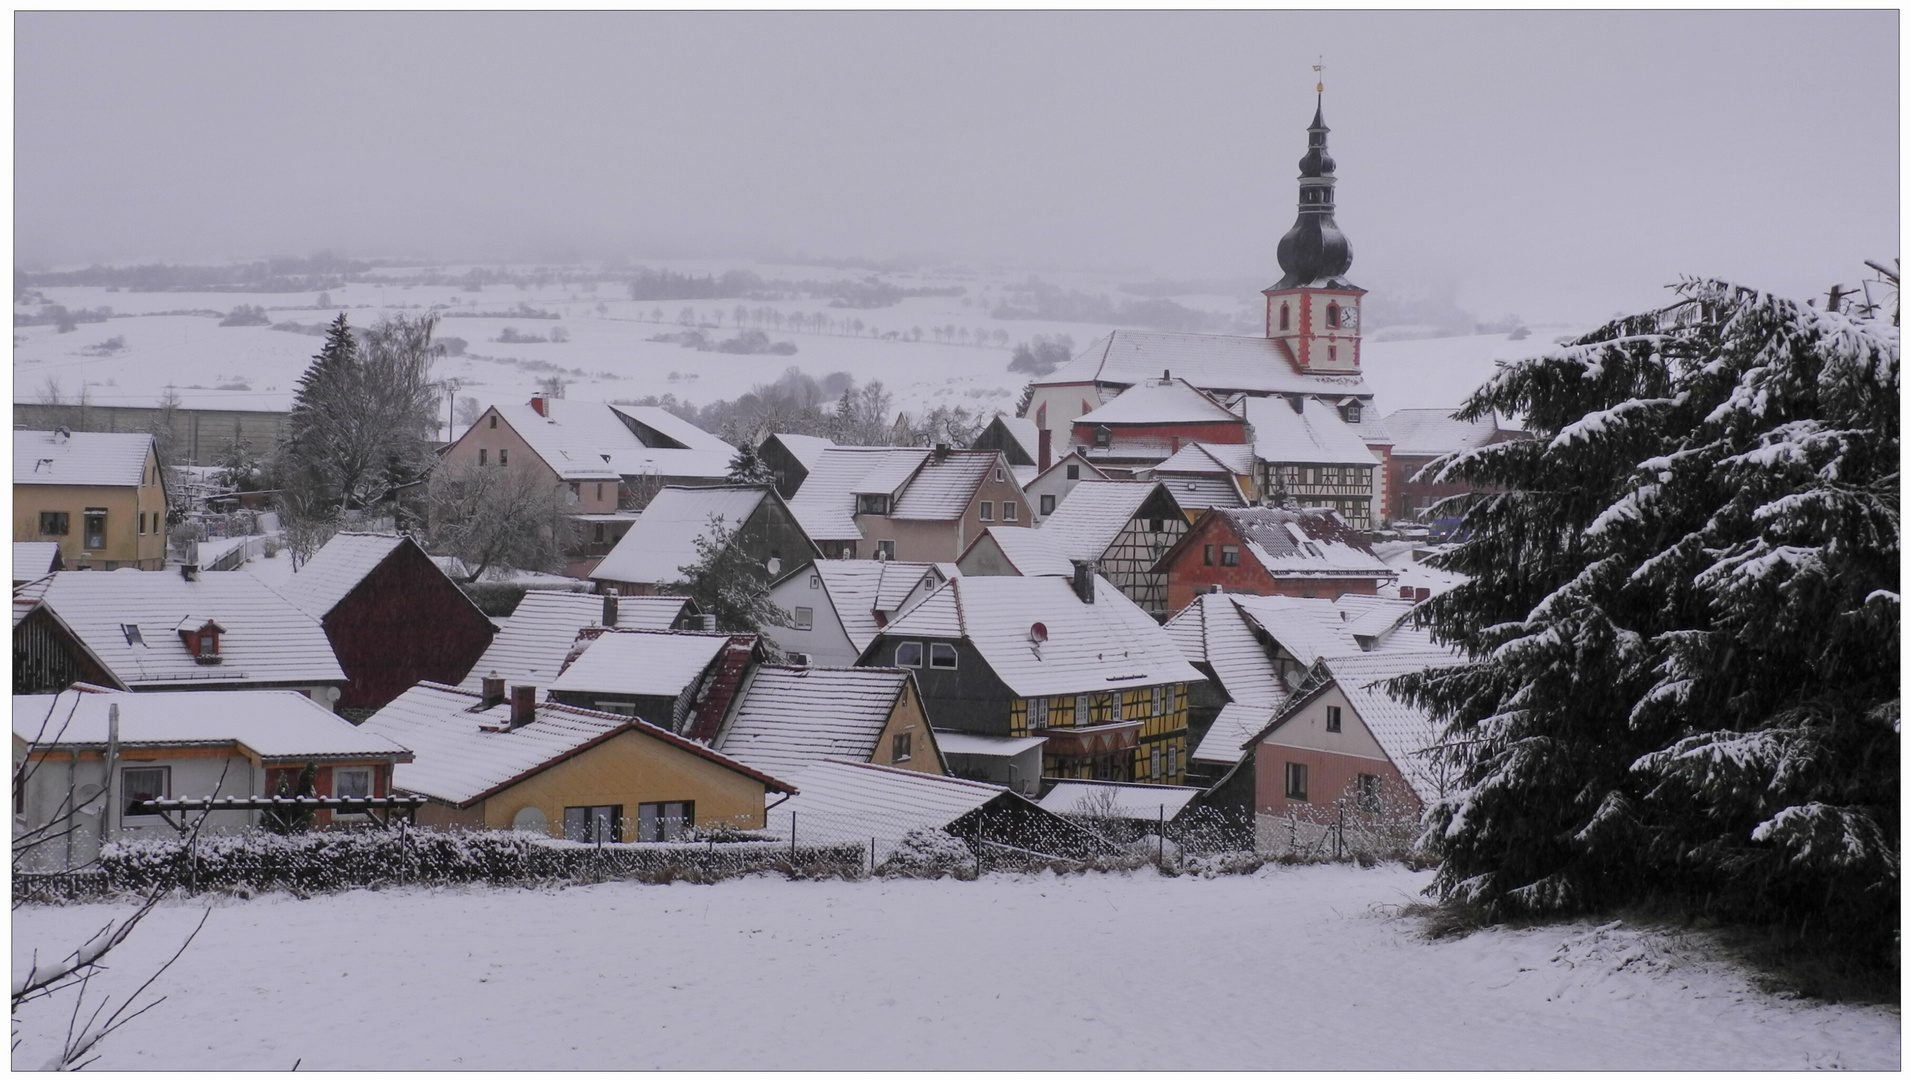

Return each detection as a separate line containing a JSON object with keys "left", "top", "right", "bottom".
{"left": 1032, "top": 480, "right": 1188, "bottom": 617}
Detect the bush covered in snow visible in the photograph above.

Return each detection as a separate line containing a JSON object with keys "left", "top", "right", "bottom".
{"left": 1401, "top": 276, "right": 1899, "bottom": 955}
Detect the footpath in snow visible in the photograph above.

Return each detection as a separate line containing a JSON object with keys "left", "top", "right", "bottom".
{"left": 10, "top": 863, "right": 1898, "bottom": 1071}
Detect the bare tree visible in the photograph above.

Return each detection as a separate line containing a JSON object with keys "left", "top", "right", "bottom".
{"left": 423, "top": 458, "right": 573, "bottom": 583}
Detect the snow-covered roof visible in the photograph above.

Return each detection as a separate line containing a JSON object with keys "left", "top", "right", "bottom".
{"left": 995, "top": 416, "right": 1041, "bottom": 462}
{"left": 787, "top": 448, "right": 931, "bottom": 541}
{"left": 713, "top": 666, "right": 914, "bottom": 777}
{"left": 1011, "top": 464, "right": 1040, "bottom": 489}
{"left": 13, "top": 543, "right": 60, "bottom": 583}
{"left": 766, "top": 433, "right": 836, "bottom": 471}
{"left": 15, "top": 430, "right": 154, "bottom": 487}
{"left": 1228, "top": 595, "right": 1363, "bottom": 668}
{"left": 1243, "top": 396, "right": 1382, "bottom": 467}
{"left": 1037, "top": 330, "right": 1369, "bottom": 398}
{"left": 491, "top": 400, "right": 734, "bottom": 482}
{"left": 22, "top": 569, "right": 344, "bottom": 689}
{"left": 1191, "top": 700, "right": 1280, "bottom": 766}
{"left": 1254, "top": 650, "right": 1464, "bottom": 804}
{"left": 1027, "top": 451, "right": 1111, "bottom": 489}
{"left": 890, "top": 450, "right": 1003, "bottom": 521}
{"left": 1076, "top": 377, "right": 1241, "bottom": 427}
{"left": 1155, "top": 475, "right": 1247, "bottom": 511}
{"left": 1163, "top": 594, "right": 1294, "bottom": 707}
{"left": 1176, "top": 507, "right": 1396, "bottom": 581}
{"left": 589, "top": 485, "right": 771, "bottom": 586}
{"left": 766, "top": 759, "right": 1011, "bottom": 850}
{"left": 273, "top": 532, "right": 409, "bottom": 619}
{"left": 1381, "top": 409, "right": 1506, "bottom": 457}
{"left": 964, "top": 526, "right": 1076, "bottom": 578}
{"left": 364, "top": 682, "right": 792, "bottom": 807}
{"left": 546, "top": 629, "right": 732, "bottom": 698}
{"left": 14, "top": 688, "right": 411, "bottom": 762}
{"left": 1154, "top": 442, "right": 1251, "bottom": 476}
{"left": 877, "top": 575, "right": 1204, "bottom": 698}
{"left": 932, "top": 731, "right": 1047, "bottom": 757}
{"left": 1039, "top": 779, "right": 1202, "bottom": 819}
{"left": 1035, "top": 480, "right": 1173, "bottom": 561}
{"left": 808, "top": 560, "right": 944, "bottom": 655}
{"left": 455, "top": 592, "right": 693, "bottom": 691}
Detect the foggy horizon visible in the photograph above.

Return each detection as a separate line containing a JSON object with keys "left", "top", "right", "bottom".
{"left": 16, "top": 10, "right": 1900, "bottom": 325}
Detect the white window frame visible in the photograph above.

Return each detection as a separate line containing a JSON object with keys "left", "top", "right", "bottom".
{"left": 978, "top": 502, "right": 993, "bottom": 522}
{"left": 1001, "top": 501, "right": 1017, "bottom": 522}
{"left": 1028, "top": 697, "right": 1049, "bottom": 730}
{"left": 792, "top": 606, "right": 814, "bottom": 631}
{"left": 896, "top": 641, "right": 924, "bottom": 668}
{"left": 1325, "top": 705, "right": 1342, "bottom": 733}
{"left": 928, "top": 642, "right": 958, "bottom": 670}
{"left": 332, "top": 766, "right": 373, "bottom": 818}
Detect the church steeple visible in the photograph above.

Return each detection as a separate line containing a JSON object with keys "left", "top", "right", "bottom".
{"left": 1263, "top": 84, "right": 1365, "bottom": 375}
{"left": 1274, "top": 94, "right": 1355, "bottom": 289}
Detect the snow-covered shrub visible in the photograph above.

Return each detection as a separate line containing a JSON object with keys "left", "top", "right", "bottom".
{"left": 877, "top": 828, "right": 973, "bottom": 878}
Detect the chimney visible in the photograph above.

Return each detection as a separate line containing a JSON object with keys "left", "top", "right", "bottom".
{"left": 1038, "top": 428, "right": 1052, "bottom": 473}
{"left": 1070, "top": 560, "right": 1096, "bottom": 604}
{"left": 933, "top": 442, "right": 950, "bottom": 461}
{"left": 530, "top": 394, "right": 547, "bottom": 417}
{"left": 510, "top": 684, "right": 536, "bottom": 728}
{"left": 602, "top": 592, "right": 618, "bottom": 627}
{"left": 481, "top": 672, "right": 506, "bottom": 708}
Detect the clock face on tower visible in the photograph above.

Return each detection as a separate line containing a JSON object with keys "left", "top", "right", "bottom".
{"left": 1339, "top": 307, "right": 1359, "bottom": 329}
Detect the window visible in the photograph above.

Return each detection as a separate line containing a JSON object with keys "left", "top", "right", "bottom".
{"left": 332, "top": 766, "right": 372, "bottom": 817}
{"left": 809, "top": 574, "right": 820, "bottom": 589}
{"left": 121, "top": 624, "right": 144, "bottom": 646}
{"left": 1328, "top": 346, "right": 1338, "bottom": 364}
{"left": 83, "top": 509, "right": 107, "bottom": 550}
{"left": 1202, "top": 544, "right": 1213, "bottom": 566}
{"left": 891, "top": 731, "right": 913, "bottom": 763}
{"left": 1357, "top": 773, "right": 1382, "bottom": 813}
{"left": 1279, "top": 303, "right": 1290, "bottom": 331}
{"left": 1285, "top": 761, "right": 1309, "bottom": 801}
{"left": 637, "top": 801, "right": 692, "bottom": 842}
{"left": 857, "top": 493, "right": 890, "bottom": 516}
{"left": 39, "top": 511, "right": 68, "bottom": 536}
{"left": 1167, "top": 745, "right": 1179, "bottom": 778}
{"left": 875, "top": 540, "right": 896, "bottom": 561}
{"left": 488, "top": 415, "right": 497, "bottom": 429}
{"left": 1149, "top": 745, "right": 1161, "bottom": 779}
{"left": 478, "top": 449, "right": 488, "bottom": 466}
{"left": 1219, "top": 545, "right": 1239, "bottom": 567}
{"left": 994, "top": 466, "right": 1004, "bottom": 482}
{"left": 123, "top": 766, "right": 169, "bottom": 816}
{"left": 1001, "top": 501, "right": 1017, "bottom": 522}
{"left": 136, "top": 512, "right": 145, "bottom": 535}
{"left": 1075, "top": 693, "right": 1091, "bottom": 726}
{"left": 1325, "top": 705, "right": 1342, "bottom": 733}
{"left": 1326, "top": 303, "right": 1341, "bottom": 329}
{"left": 498, "top": 448, "right": 508, "bottom": 466}
{"left": 928, "top": 643, "right": 958, "bottom": 669}
{"left": 1151, "top": 684, "right": 1167, "bottom": 716}
{"left": 978, "top": 502, "right": 993, "bottom": 522}
{"left": 1065, "top": 465, "right": 1080, "bottom": 480}
{"left": 564, "top": 804, "right": 624, "bottom": 843}
{"left": 593, "top": 523, "right": 607, "bottom": 544}
{"left": 1028, "top": 697, "right": 1049, "bottom": 730}
{"left": 1341, "top": 401, "right": 1362, "bottom": 424}
{"left": 792, "top": 606, "right": 814, "bottom": 631}
{"left": 567, "top": 483, "right": 581, "bottom": 505}
{"left": 1091, "top": 426, "right": 1111, "bottom": 449}
{"left": 1040, "top": 494, "right": 1056, "bottom": 516}
{"left": 896, "top": 641, "right": 924, "bottom": 668}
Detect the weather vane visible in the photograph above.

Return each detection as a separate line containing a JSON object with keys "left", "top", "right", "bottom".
{"left": 1314, "top": 55, "right": 1325, "bottom": 94}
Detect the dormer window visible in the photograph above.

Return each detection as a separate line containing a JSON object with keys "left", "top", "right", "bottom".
{"left": 1341, "top": 401, "right": 1362, "bottom": 424}
{"left": 177, "top": 618, "right": 225, "bottom": 664}
{"left": 857, "top": 493, "right": 890, "bottom": 516}
{"left": 1091, "top": 425, "right": 1111, "bottom": 450}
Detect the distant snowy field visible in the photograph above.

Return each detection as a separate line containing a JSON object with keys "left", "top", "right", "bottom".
{"left": 13, "top": 260, "right": 1549, "bottom": 434}
{"left": 12, "top": 864, "right": 1895, "bottom": 1070}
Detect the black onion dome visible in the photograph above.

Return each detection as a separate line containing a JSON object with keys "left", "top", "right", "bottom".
{"left": 1273, "top": 95, "right": 1355, "bottom": 288}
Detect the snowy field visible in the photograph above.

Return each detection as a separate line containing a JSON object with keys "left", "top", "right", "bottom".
{"left": 14, "top": 259, "right": 1552, "bottom": 433}
{"left": 11, "top": 864, "right": 1896, "bottom": 1070}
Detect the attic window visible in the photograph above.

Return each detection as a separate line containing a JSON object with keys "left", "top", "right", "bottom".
{"left": 179, "top": 618, "right": 225, "bottom": 664}
{"left": 1341, "top": 401, "right": 1362, "bottom": 424}
{"left": 1091, "top": 426, "right": 1111, "bottom": 450}
{"left": 488, "top": 415, "right": 497, "bottom": 429}
{"left": 857, "top": 493, "right": 890, "bottom": 516}
{"left": 121, "top": 623, "right": 144, "bottom": 646}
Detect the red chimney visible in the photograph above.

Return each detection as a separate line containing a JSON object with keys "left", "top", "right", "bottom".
{"left": 481, "top": 674, "right": 506, "bottom": 708}
{"left": 1038, "top": 428, "right": 1053, "bottom": 472}
{"left": 510, "top": 684, "right": 536, "bottom": 727}
{"left": 530, "top": 394, "right": 547, "bottom": 417}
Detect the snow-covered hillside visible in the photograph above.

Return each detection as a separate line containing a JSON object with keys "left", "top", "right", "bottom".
{"left": 13, "top": 261, "right": 1558, "bottom": 433}
{"left": 10, "top": 864, "right": 1895, "bottom": 1070}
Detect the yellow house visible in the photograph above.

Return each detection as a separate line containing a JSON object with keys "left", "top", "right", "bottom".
{"left": 361, "top": 681, "right": 796, "bottom": 840}
{"left": 14, "top": 430, "right": 169, "bottom": 571}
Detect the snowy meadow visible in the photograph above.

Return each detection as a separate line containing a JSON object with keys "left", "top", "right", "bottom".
{"left": 10, "top": 864, "right": 1898, "bottom": 1071}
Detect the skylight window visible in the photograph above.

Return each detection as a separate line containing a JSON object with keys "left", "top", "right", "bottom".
{"left": 121, "top": 624, "right": 144, "bottom": 646}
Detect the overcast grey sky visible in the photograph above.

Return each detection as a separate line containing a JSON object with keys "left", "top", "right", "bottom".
{"left": 15, "top": 10, "right": 1900, "bottom": 323}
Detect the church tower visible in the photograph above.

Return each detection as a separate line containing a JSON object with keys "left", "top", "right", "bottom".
{"left": 1263, "top": 91, "right": 1365, "bottom": 374}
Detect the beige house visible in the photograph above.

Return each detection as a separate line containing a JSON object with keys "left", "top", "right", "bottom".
{"left": 13, "top": 430, "right": 169, "bottom": 571}
{"left": 787, "top": 446, "right": 1030, "bottom": 563}
{"left": 362, "top": 681, "right": 796, "bottom": 839}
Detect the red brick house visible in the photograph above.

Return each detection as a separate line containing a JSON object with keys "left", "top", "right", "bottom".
{"left": 276, "top": 532, "right": 497, "bottom": 714}
{"left": 1069, "top": 375, "right": 1248, "bottom": 475}
{"left": 1153, "top": 506, "right": 1396, "bottom": 614}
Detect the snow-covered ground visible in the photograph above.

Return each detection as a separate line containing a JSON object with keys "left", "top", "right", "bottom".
{"left": 11, "top": 864, "right": 1895, "bottom": 1070}
{"left": 14, "top": 260, "right": 1557, "bottom": 432}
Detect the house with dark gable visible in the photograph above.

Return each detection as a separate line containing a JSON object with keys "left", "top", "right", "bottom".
{"left": 589, "top": 484, "right": 818, "bottom": 597}
{"left": 457, "top": 591, "right": 700, "bottom": 692}
{"left": 756, "top": 433, "right": 837, "bottom": 500}
{"left": 274, "top": 532, "right": 497, "bottom": 714}
{"left": 859, "top": 571, "right": 1205, "bottom": 785}
{"left": 1153, "top": 506, "right": 1397, "bottom": 614}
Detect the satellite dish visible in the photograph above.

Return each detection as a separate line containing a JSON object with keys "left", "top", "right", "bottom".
{"left": 1029, "top": 622, "right": 1048, "bottom": 644}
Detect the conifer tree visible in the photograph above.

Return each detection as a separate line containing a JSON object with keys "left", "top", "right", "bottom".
{"left": 1400, "top": 276, "right": 1899, "bottom": 952}
{"left": 673, "top": 513, "right": 790, "bottom": 641}
{"left": 725, "top": 442, "right": 776, "bottom": 485}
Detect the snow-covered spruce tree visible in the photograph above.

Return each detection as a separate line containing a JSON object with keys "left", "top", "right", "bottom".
{"left": 1399, "top": 277, "right": 1898, "bottom": 951}
{"left": 673, "top": 513, "right": 791, "bottom": 641}
{"left": 725, "top": 442, "right": 776, "bottom": 485}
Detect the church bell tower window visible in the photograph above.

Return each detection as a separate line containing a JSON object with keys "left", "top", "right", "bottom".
{"left": 1279, "top": 304, "right": 1290, "bottom": 331}
{"left": 1326, "top": 303, "right": 1341, "bottom": 329}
